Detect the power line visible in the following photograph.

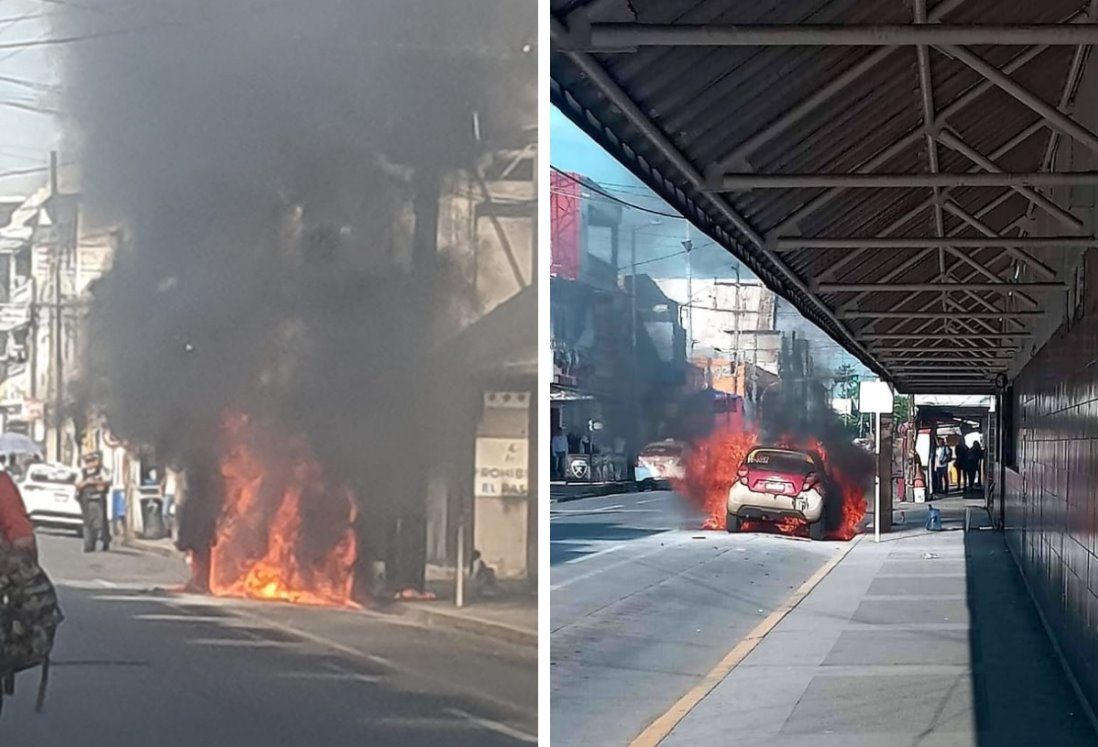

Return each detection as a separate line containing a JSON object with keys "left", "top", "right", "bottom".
{"left": 551, "top": 166, "right": 684, "bottom": 219}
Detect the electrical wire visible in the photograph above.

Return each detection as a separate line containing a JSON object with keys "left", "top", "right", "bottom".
{"left": 551, "top": 166, "right": 684, "bottom": 219}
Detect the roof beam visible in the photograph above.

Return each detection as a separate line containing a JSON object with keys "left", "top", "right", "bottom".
{"left": 816, "top": 282, "right": 1064, "bottom": 293}
{"left": 548, "top": 16, "right": 888, "bottom": 377}
{"left": 718, "top": 172, "right": 1098, "bottom": 190}
{"left": 776, "top": 236, "right": 1092, "bottom": 250}
{"left": 768, "top": 41, "right": 1055, "bottom": 234}
{"left": 712, "top": 0, "right": 971, "bottom": 172}
{"left": 579, "top": 24, "right": 1098, "bottom": 50}
{"left": 935, "top": 129, "right": 1083, "bottom": 232}
{"left": 868, "top": 347, "right": 1019, "bottom": 353}
{"left": 860, "top": 333, "right": 1031, "bottom": 340}
{"left": 939, "top": 200, "right": 1059, "bottom": 281}
{"left": 940, "top": 44, "right": 1098, "bottom": 157}
{"left": 840, "top": 311, "right": 1044, "bottom": 319}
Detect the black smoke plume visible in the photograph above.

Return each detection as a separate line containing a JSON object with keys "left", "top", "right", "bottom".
{"left": 52, "top": 1, "right": 535, "bottom": 589}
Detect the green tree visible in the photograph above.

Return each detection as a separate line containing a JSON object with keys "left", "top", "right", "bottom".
{"left": 893, "top": 394, "right": 912, "bottom": 423}
{"left": 833, "top": 363, "right": 861, "bottom": 435}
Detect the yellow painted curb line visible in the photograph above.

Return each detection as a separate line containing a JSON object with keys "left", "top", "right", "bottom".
{"left": 627, "top": 534, "right": 864, "bottom": 747}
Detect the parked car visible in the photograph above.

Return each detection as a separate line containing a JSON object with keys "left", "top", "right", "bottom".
{"left": 727, "top": 447, "right": 835, "bottom": 540}
{"left": 635, "top": 439, "right": 687, "bottom": 490}
{"left": 19, "top": 462, "right": 83, "bottom": 534}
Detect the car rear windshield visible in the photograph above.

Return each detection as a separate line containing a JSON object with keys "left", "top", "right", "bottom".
{"left": 745, "top": 450, "right": 812, "bottom": 475}
{"left": 641, "top": 443, "right": 682, "bottom": 457}
{"left": 28, "top": 468, "right": 78, "bottom": 485}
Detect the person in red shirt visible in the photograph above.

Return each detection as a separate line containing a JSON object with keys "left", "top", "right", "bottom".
{"left": 0, "top": 470, "right": 36, "bottom": 559}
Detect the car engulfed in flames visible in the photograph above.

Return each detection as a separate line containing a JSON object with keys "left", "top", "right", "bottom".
{"left": 673, "top": 424, "right": 868, "bottom": 540}
{"left": 191, "top": 411, "right": 359, "bottom": 607}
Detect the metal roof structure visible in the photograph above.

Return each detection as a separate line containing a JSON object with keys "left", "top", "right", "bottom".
{"left": 551, "top": 0, "right": 1098, "bottom": 394}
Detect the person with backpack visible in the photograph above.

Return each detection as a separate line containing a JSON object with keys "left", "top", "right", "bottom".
{"left": 934, "top": 438, "right": 952, "bottom": 496}
{"left": 0, "top": 468, "right": 62, "bottom": 715}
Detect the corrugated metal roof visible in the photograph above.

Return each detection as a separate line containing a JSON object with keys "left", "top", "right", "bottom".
{"left": 552, "top": 0, "right": 1094, "bottom": 393}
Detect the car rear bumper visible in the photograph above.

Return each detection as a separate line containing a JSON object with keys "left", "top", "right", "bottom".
{"left": 728, "top": 485, "right": 824, "bottom": 523}
{"left": 29, "top": 510, "right": 83, "bottom": 527}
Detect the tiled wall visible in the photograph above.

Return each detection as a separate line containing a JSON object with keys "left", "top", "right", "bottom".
{"left": 1007, "top": 310, "right": 1098, "bottom": 709}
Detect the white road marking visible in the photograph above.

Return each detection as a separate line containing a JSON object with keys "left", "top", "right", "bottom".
{"left": 135, "top": 614, "right": 232, "bottom": 623}
{"left": 564, "top": 544, "right": 626, "bottom": 565}
{"left": 552, "top": 504, "right": 624, "bottom": 514}
{"left": 224, "top": 607, "right": 533, "bottom": 719}
{"left": 445, "top": 708, "right": 538, "bottom": 743}
{"left": 185, "top": 637, "right": 289, "bottom": 647}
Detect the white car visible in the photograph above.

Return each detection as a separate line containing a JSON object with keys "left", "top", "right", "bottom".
{"left": 635, "top": 440, "right": 687, "bottom": 490}
{"left": 727, "top": 447, "right": 833, "bottom": 540}
{"left": 19, "top": 463, "right": 83, "bottom": 533}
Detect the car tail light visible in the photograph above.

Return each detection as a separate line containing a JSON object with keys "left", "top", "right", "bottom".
{"left": 736, "top": 466, "right": 749, "bottom": 485}
{"left": 802, "top": 472, "right": 819, "bottom": 492}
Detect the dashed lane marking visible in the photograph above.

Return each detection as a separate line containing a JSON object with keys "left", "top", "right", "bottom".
{"left": 564, "top": 544, "right": 626, "bottom": 565}
{"left": 445, "top": 708, "right": 538, "bottom": 744}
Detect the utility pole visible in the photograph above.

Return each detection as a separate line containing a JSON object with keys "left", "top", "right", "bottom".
{"left": 682, "top": 223, "right": 694, "bottom": 363}
{"left": 50, "top": 151, "right": 63, "bottom": 463}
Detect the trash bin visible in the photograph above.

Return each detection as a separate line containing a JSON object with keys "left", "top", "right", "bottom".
{"left": 139, "top": 496, "right": 167, "bottom": 540}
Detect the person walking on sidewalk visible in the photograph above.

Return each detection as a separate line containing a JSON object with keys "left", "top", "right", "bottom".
{"left": 76, "top": 452, "right": 112, "bottom": 553}
{"left": 934, "top": 438, "right": 952, "bottom": 496}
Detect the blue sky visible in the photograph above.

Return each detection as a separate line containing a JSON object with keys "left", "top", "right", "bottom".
{"left": 551, "top": 105, "right": 873, "bottom": 378}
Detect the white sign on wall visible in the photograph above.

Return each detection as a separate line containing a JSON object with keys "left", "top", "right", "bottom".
{"left": 859, "top": 380, "right": 894, "bottom": 414}
{"left": 475, "top": 437, "right": 529, "bottom": 498}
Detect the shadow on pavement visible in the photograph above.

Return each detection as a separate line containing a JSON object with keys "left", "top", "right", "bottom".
{"left": 964, "top": 528, "right": 1097, "bottom": 745}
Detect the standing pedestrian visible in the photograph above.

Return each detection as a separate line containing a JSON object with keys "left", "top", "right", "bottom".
{"left": 76, "top": 451, "right": 112, "bottom": 552}
{"left": 551, "top": 428, "right": 568, "bottom": 481}
{"left": 969, "top": 439, "right": 984, "bottom": 488}
{"left": 954, "top": 438, "right": 970, "bottom": 493}
{"left": 934, "top": 438, "right": 952, "bottom": 496}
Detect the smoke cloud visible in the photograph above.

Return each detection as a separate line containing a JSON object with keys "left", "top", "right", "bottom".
{"left": 53, "top": 1, "right": 535, "bottom": 578}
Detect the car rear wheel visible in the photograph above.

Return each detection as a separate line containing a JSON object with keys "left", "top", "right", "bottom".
{"left": 726, "top": 513, "right": 740, "bottom": 533}
{"left": 808, "top": 519, "right": 825, "bottom": 541}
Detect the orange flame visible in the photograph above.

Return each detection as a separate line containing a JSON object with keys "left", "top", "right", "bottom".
{"left": 674, "top": 424, "right": 866, "bottom": 540}
{"left": 204, "top": 411, "right": 358, "bottom": 607}
{"left": 673, "top": 426, "right": 757, "bottom": 530}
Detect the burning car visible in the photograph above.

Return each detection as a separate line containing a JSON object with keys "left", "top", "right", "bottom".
{"left": 635, "top": 439, "right": 687, "bottom": 490}
{"left": 727, "top": 447, "right": 835, "bottom": 540}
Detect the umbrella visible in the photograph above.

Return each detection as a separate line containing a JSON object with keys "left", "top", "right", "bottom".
{"left": 0, "top": 433, "right": 41, "bottom": 456}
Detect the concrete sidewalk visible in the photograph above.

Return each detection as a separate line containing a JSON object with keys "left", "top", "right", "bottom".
{"left": 654, "top": 502, "right": 1098, "bottom": 746}
{"left": 122, "top": 536, "right": 536, "bottom": 647}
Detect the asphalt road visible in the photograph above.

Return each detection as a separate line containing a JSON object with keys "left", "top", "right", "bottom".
{"left": 550, "top": 490, "right": 848, "bottom": 747}
{"left": 1, "top": 531, "right": 536, "bottom": 746}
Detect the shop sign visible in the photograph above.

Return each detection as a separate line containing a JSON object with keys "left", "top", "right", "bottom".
{"left": 475, "top": 437, "right": 528, "bottom": 498}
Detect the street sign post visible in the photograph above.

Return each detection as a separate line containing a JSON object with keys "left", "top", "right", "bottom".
{"left": 859, "top": 381, "right": 894, "bottom": 543}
